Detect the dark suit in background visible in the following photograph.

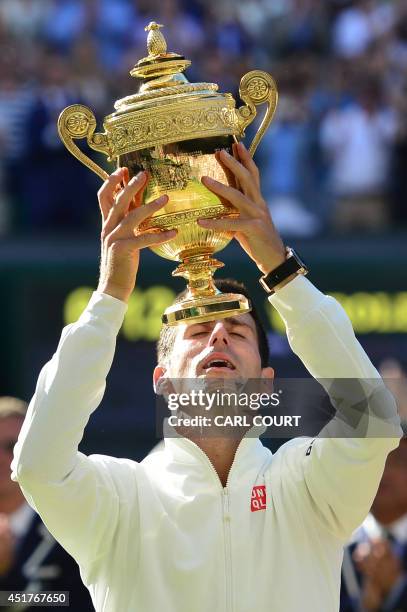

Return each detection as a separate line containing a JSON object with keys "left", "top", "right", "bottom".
{"left": 0, "top": 510, "right": 94, "bottom": 612}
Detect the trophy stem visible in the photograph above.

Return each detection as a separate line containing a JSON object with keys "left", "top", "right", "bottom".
{"left": 163, "top": 252, "right": 252, "bottom": 326}
{"left": 172, "top": 252, "right": 224, "bottom": 298}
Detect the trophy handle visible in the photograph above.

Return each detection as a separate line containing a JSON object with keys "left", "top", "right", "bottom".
{"left": 57, "top": 104, "right": 111, "bottom": 181}
{"left": 237, "top": 71, "right": 278, "bottom": 156}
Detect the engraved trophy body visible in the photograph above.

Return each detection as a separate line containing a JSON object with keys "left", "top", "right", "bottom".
{"left": 58, "top": 22, "right": 278, "bottom": 325}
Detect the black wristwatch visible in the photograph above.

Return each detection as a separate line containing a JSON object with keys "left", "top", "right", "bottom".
{"left": 259, "top": 247, "right": 308, "bottom": 294}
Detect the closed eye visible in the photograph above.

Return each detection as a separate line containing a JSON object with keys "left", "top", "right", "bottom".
{"left": 230, "top": 331, "right": 245, "bottom": 338}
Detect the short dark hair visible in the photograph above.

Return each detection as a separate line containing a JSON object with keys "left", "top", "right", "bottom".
{"left": 157, "top": 278, "right": 270, "bottom": 367}
{"left": 0, "top": 396, "right": 28, "bottom": 420}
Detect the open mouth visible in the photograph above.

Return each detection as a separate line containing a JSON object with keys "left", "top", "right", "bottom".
{"left": 201, "top": 355, "right": 236, "bottom": 372}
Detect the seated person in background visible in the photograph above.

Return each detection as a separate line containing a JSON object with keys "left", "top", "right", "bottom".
{"left": 341, "top": 425, "right": 407, "bottom": 612}
{"left": 0, "top": 396, "right": 94, "bottom": 611}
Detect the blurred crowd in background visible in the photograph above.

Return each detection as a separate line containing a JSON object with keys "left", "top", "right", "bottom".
{"left": 0, "top": 0, "right": 407, "bottom": 236}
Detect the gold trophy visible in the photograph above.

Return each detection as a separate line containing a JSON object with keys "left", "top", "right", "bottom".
{"left": 58, "top": 22, "right": 278, "bottom": 325}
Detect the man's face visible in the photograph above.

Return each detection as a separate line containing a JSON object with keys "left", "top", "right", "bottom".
{"left": 155, "top": 313, "right": 273, "bottom": 382}
{"left": 0, "top": 416, "right": 22, "bottom": 498}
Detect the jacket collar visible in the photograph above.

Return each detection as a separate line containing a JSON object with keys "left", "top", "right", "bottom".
{"left": 163, "top": 420, "right": 270, "bottom": 487}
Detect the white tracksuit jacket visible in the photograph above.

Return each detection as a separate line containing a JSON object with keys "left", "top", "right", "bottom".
{"left": 11, "top": 276, "right": 402, "bottom": 612}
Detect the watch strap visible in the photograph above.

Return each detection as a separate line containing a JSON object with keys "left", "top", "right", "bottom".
{"left": 259, "top": 248, "right": 308, "bottom": 293}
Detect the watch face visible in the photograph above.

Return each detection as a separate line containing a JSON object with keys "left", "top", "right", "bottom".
{"left": 259, "top": 247, "right": 309, "bottom": 294}
{"left": 290, "top": 249, "right": 308, "bottom": 272}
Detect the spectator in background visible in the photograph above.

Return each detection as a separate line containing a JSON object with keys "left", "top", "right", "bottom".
{"left": 146, "top": 0, "right": 204, "bottom": 58}
{"left": 259, "top": 0, "right": 328, "bottom": 59}
{"left": 0, "top": 397, "right": 93, "bottom": 611}
{"left": 0, "top": 0, "right": 51, "bottom": 41}
{"left": 69, "top": 36, "right": 109, "bottom": 114}
{"left": 332, "top": 0, "right": 394, "bottom": 59}
{"left": 341, "top": 431, "right": 407, "bottom": 611}
{"left": 320, "top": 77, "right": 396, "bottom": 231}
{"left": 20, "top": 51, "right": 99, "bottom": 231}
{"left": 42, "top": 0, "right": 87, "bottom": 54}
{"left": 387, "top": 1, "right": 407, "bottom": 73}
{"left": 379, "top": 358, "right": 407, "bottom": 421}
{"left": 390, "top": 73, "right": 407, "bottom": 227}
{"left": 235, "top": 0, "right": 281, "bottom": 41}
{"left": 210, "top": 4, "right": 251, "bottom": 62}
{"left": 91, "top": 0, "right": 137, "bottom": 70}
{"left": 257, "top": 65, "right": 320, "bottom": 237}
{"left": 0, "top": 39, "right": 35, "bottom": 233}
{"left": 388, "top": 5, "right": 407, "bottom": 133}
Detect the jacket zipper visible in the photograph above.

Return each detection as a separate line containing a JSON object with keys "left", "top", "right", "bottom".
{"left": 223, "top": 487, "right": 233, "bottom": 612}
{"left": 180, "top": 440, "right": 246, "bottom": 612}
{"left": 221, "top": 447, "right": 244, "bottom": 612}
{"left": 205, "top": 450, "right": 243, "bottom": 612}
{"left": 191, "top": 453, "right": 235, "bottom": 612}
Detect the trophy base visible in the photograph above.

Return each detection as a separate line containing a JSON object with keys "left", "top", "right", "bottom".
{"left": 162, "top": 292, "right": 251, "bottom": 326}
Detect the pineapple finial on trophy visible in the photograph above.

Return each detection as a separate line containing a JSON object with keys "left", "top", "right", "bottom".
{"left": 130, "top": 22, "right": 191, "bottom": 82}
{"left": 145, "top": 22, "right": 167, "bottom": 56}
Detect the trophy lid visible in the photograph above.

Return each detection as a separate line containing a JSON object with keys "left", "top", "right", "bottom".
{"left": 58, "top": 21, "right": 277, "bottom": 173}
{"left": 111, "top": 22, "right": 222, "bottom": 116}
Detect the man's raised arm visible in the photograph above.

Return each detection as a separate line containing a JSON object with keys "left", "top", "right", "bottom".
{"left": 269, "top": 275, "right": 402, "bottom": 541}
{"left": 201, "top": 142, "right": 402, "bottom": 542}
{"left": 11, "top": 170, "right": 176, "bottom": 570}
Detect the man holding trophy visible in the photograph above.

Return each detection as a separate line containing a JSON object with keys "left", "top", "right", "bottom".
{"left": 11, "top": 23, "right": 401, "bottom": 612}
